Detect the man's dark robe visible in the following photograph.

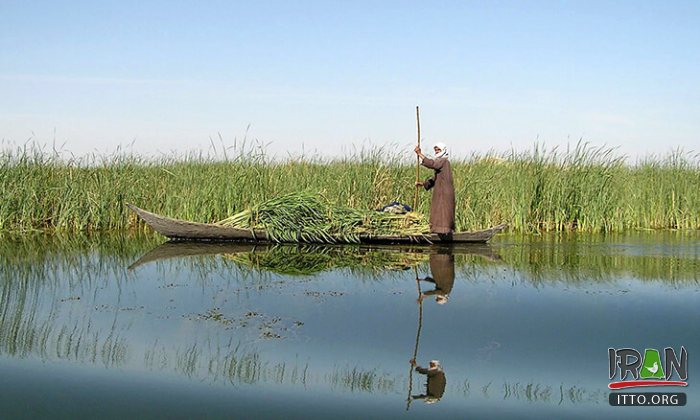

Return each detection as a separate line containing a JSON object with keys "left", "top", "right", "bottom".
{"left": 421, "top": 157, "right": 455, "bottom": 234}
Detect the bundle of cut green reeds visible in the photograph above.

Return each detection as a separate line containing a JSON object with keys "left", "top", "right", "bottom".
{"left": 217, "top": 191, "right": 429, "bottom": 243}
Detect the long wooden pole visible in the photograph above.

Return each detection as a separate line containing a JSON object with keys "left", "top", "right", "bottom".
{"left": 413, "top": 106, "right": 421, "bottom": 211}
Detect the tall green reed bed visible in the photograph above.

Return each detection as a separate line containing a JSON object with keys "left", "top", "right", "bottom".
{"left": 1, "top": 142, "right": 698, "bottom": 233}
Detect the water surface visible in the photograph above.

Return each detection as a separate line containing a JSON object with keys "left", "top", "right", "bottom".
{"left": 1, "top": 233, "right": 698, "bottom": 419}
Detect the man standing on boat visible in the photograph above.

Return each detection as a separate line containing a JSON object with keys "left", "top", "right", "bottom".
{"left": 414, "top": 143, "right": 456, "bottom": 236}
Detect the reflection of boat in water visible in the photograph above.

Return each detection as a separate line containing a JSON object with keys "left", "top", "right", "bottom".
{"left": 127, "top": 204, "right": 507, "bottom": 244}
{"left": 128, "top": 241, "right": 502, "bottom": 272}
{"left": 128, "top": 242, "right": 266, "bottom": 269}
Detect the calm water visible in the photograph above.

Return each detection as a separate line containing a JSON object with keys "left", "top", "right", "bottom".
{"left": 1, "top": 233, "right": 698, "bottom": 419}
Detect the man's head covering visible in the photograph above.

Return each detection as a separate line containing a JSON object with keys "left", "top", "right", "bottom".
{"left": 429, "top": 360, "right": 441, "bottom": 368}
{"left": 436, "top": 295, "right": 449, "bottom": 305}
{"left": 433, "top": 142, "right": 449, "bottom": 159}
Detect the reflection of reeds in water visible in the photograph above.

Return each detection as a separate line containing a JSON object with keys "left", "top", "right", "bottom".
{"left": 0, "top": 275, "right": 128, "bottom": 367}
{"left": 226, "top": 247, "right": 337, "bottom": 276}
{"left": 0, "top": 233, "right": 153, "bottom": 367}
{"left": 225, "top": 245, "right": 428, "bottom": 276}
{"left": 502, "top": 382, "right": 553, "bottom": 402}
{"left": 457, "top": 379, "right": 606, "bottom": 405}
{"left": 327, "top": 366, "right": 397, "bottom": 394}
{"left": 1, "top": 284, "right": 607, "bottom": 409}
{"left": 491, "top": 235, "right": 700, "bottom": 285}
{"left": 133, "top": 239, "right": 699, "bottom": 285}
{"left": 3, "top": 232, "right": 697, "bottom": 288}
{"left": 0, "top": 232, "right": 161, "bottom": 286}
{"left": 56, "top": 326, "right": 128, "bottom": 368}
{"left": 2, "top": 274, "right": 610, "bottom": 407}
{"left": 141, "top": 337, "right": 607, "bottom": 406}
{"left": 0, "top": 233, "right": 688, "bottom": 413}
{"left": 0, "top": 307, "right": 128, "bottom": 369}
{"left": 148, "top": 339, "right": 398, "bottom": 394}
{"left": 145, "top": 339, "right": 309, "bottom": 387}
{"left": 142, "top": 335, "right": 400, "bottom": 393}
{"left": 500, "top": 382, "right": 606, "bottom": 405}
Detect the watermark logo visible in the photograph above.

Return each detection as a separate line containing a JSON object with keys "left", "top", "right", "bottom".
{"left": 608, "top": 347, "right": 688, "bottom": 407}
{"left": 608, "top": 347, "right": 687, "bottom": 389}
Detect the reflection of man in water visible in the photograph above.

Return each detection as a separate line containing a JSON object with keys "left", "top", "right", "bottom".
{"left": 409, "top": 359, "right": 446, "bottom": 403}
{"left": 419, "top": 253, "right": 455, "bottom": 305}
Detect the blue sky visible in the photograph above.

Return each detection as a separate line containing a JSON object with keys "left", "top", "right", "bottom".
{"left": 1, "top": 0, "right": 698, "bottom": 160}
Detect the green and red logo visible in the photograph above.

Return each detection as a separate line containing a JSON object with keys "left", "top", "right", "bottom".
{"left": 608, "top": 347, "right": 688, "bottom": 389}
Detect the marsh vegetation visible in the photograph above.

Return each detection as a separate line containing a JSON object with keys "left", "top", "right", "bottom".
{"left": 1, "top": 142, "right": 698, "bottom": 233}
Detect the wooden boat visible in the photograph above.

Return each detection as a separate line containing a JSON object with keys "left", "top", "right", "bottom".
{"left": 127, "top": 203, "right": 507, "bottom": 244}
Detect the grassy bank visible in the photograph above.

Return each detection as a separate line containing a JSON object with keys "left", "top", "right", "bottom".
{"left": 1, "top": 143, "right": 698, "bottom": 233}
